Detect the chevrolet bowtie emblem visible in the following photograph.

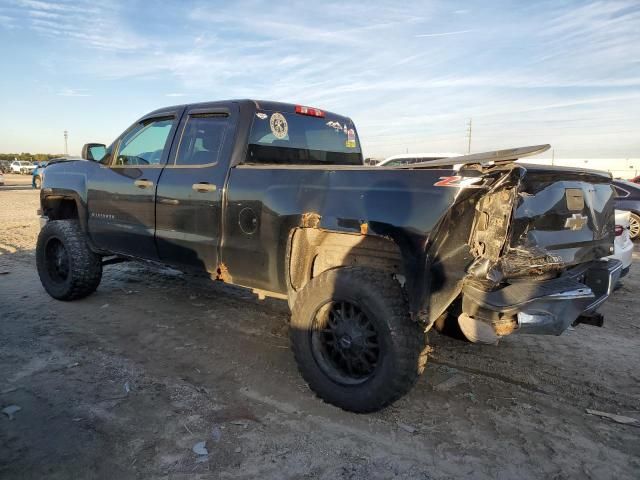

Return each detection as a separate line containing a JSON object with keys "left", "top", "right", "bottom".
{"left": 564, "top": 213, "right": 588, "bottom": 231}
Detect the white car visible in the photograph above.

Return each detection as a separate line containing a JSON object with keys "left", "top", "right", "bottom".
{"left": 10, "top": 160, "right": 36, "bottom": 174}
{"left": 377, "top": 152, "right": 462, "bottom": 167}
{"left": 608, "top": 210, "right": 633, "bottom": 277}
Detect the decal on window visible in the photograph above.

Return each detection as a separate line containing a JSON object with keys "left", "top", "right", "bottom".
{"left": 345, "top": 128, "right": 357, "bottom": 148}
{"left": 326, "top": 121, "right": 343, "bottom": 132}
{"left": 269, "top": 112, "right": 288, "bottom": 139}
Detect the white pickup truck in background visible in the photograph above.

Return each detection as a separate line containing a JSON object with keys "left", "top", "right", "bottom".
{"left": 10, "top": 160, "right": 36, "bottom": 174}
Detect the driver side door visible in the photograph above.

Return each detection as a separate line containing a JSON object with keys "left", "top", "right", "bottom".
{"left": 87, "top": 110, "right": 183, "bottom": 259}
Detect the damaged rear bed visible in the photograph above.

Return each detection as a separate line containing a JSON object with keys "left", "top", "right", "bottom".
{"left": 415, "top": 148, "right": 621, "bottom": 343}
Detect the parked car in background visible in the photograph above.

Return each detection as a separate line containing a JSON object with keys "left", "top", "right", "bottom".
{"left": 376, "top": 152, "right": 461, "bottom": 167}
{"left": 32, "top": 161, "right": 50, "bottom": 189}
{"left": 628, "top": 175, "right": 640, "bottom": 184}
{"left": 9, "top": 160, "right": 22, "bottom": 173}
{"left": 10, "top": 160, "right": 36, "bottom": 174}
{"left": 0, "top": 160, "right": 11, "bottom": 173}
{"left": 0, "top": 171, "right": 4, "bottom": 185}
{"left": 613, "top": 179, "right": 640, "bottom": 240}
{"left": 607, "top": 210, "right": 633, "bottom": 276}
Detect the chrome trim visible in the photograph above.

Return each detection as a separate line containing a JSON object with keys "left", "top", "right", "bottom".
{"left": 548, "top": 288, "right": 594, "bottom": 300}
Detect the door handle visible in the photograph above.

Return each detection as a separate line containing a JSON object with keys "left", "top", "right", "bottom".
{"left": 134, "top": 179, "right": 153, "bottom": 189}
{"left": 158, "top": 198, "right": 179, "bottom": 205}
{"left": 192, "top": 183, "right": 217, "bottom": 193}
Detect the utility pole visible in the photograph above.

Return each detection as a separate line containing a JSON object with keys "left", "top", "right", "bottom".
{"left": 465, "top": 118, "right": 472, "bottom": 154}
{"left": 64, "top": 130, "right": 68, "bottom": 156}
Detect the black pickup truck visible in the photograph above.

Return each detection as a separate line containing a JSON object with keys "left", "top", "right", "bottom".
{"left": 37, "top": 100, "right": 621, "bottom": 412}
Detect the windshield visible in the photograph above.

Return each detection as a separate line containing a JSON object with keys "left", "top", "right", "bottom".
{"left": 246, "top": 110, "right": 362, "bottom": 165}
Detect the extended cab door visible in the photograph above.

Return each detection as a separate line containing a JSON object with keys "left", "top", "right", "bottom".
{"left": 155, "top": 104, "right": 238, "bottom": 272}
{"left": 87, "top": 110, "right": 182, "bottom": 260}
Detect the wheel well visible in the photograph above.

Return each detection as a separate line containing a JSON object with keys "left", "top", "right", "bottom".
{"left": 42, "top": 196, "right": 79, "bottom": 221}
{"left": 288, "top": 228, "right": 402, "bottom": 293}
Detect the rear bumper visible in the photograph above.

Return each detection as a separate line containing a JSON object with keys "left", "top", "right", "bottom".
{"left": 462, "top": 259, "right": 623, "bottom": 336}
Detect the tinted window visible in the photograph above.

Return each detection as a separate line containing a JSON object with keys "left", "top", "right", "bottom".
{"left": 246, "top": 110, "right": 362, "bottom": 165}
{"left": 614, "top": 186, "right": 629, "bottom": 198}
{"left": 115, "top": 118, "right": 174, "bottom": 166}
{"left": 176, "top": 115, "right": 227, "bottom": 166}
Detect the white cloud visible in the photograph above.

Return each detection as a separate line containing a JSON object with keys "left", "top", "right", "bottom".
{"left": 0, "top": 14, "right": 16, "bottom": 28}
{"left": 57, "top": 89, "right": 91, "bottom": 97}
{"left": 18, "top": 0, "right": 66, "bottom": 11}
{"left": 415, "top": 29, "right": 473, "bottom": 37}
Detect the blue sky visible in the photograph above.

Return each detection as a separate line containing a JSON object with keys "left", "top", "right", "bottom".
{"left": 0, "top": 0, "right": 639, "bottom": 158}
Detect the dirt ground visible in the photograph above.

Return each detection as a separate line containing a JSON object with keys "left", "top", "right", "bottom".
{"left": 1, "top": 172, "right": 639, "bottom": 479}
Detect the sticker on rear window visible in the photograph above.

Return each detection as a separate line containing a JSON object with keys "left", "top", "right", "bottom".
{"left": 270, "top": 112, "right": 288, "bottom": 139}
{"left": 345, "top": 128, "right": 356, "bottom": 148}
{"left": 256, "top": 112, "right": 267, "bottom": 120}
{"left": 326, "top": 121, "right": 342, "bottom": 132}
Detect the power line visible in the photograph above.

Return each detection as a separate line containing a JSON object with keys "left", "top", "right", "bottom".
{"left": 465, "top": 118, "right": 472, "bottom": 154}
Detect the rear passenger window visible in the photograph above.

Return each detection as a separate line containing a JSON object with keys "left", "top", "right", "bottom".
{"left": 614, "top": 186, "right": 629, "bottom": 198}
{"left": 175, "top": 114, "right": 227, "bottom": 166}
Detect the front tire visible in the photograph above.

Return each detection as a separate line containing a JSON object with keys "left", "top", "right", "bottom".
{"left": 290, "top": 267, "right": 428, "bottom": 413}
{"left": 36, "top": 220, "right": 102, "bottom": 300}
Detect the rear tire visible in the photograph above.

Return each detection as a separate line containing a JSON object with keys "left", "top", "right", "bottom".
{"left": 36, "top": 220, "right": 102, "bottom": 300}
{"left": 290, "top": 267, "right": 428, "bottom": 413}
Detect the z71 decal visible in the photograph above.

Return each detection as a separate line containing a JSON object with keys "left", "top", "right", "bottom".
{"left": 434, "top": 176, "right": 483, "bottom": 188}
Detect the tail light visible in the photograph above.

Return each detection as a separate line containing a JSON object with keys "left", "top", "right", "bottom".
{"left": 615, "top": 225, "right": 624, "bottom": 236}
{"left": 295, "top": 105, "right": 325, "bottom": 117}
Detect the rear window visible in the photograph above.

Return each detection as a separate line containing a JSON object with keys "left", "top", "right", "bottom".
{"left": 246, "top": 110, "right": 362, "bottom": 165}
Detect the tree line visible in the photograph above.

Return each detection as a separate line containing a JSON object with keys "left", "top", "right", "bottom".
{"left": 0, "top": 153, "right": 65, "bottom": 162}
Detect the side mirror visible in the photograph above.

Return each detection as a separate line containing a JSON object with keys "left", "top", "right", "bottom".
{"left": 82, "top": 143, "right": 106, "bottom": 162}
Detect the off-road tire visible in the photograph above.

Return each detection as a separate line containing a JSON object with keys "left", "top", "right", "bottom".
{"left": 36, "top": 220, "right": 102, "bottom": 300}
{"left": 290, "top": 267, "right": 428, "bottom": 413}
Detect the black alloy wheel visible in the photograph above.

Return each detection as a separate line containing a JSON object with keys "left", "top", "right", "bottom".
{"left": 311, "top": 300, "right": 381, "bottom": 385}
{"left": 44, "top": 237, "right": 70, "bottom": 284}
